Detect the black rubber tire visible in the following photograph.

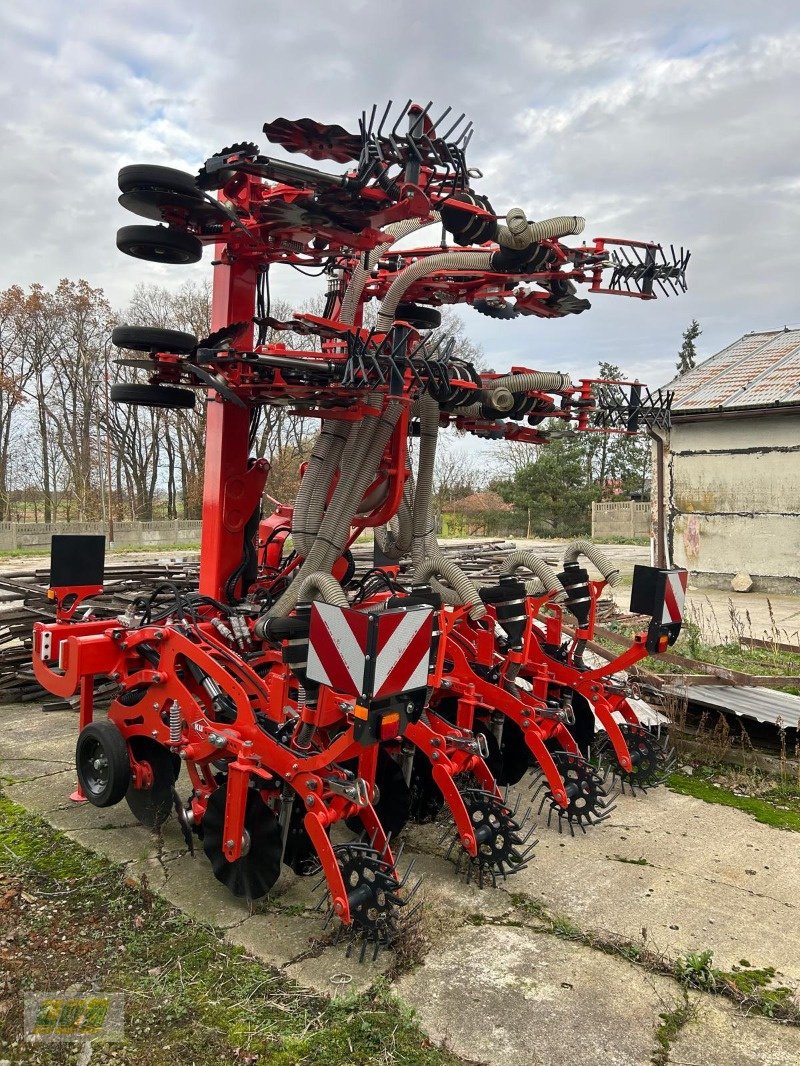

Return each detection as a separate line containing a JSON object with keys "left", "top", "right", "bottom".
{"left": 116, "top": 224, "right": 202, "bottom": 265}
{"left": 125, "top": 737, "right": 179, "bottom": 829}
{"left": 76, "top": 720, "right": 130, "bottom": 808}
{"left": 395, "top": 302, "right": 442, "bottom": 330}
{"left": 111, "top": 383, "right": 196, "bottom": 410}
{"left": 118, "top": 165, "right": 199, "bottom": 196}
{"left": 112, "top": 325, "right": 197, "bottom": 354}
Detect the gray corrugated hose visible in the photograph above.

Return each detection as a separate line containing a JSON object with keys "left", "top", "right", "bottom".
{"left": 413, "top": 559, "right": 486, "bottom": 620}
{"left": 496, "top": 210, "right": 585, "bottom": 249}
{"left": 268, "top": 398, "right": 405, "bottom": 617}
{"left": 294, "top": 217, "right": 439, "bottom": 556}
{"left": 563, "top": 540, "right": 620, "bottom": 586}
{"left": 376, "top": 251, "right": 494, "bottom": 331}
{"left": 407, "top": 392, "right": 485, "bottom": 618}
{"left": 500, "top": 550, "right": 567, "bottom": 600}
{"left": 374, "top": 467, "right": 414, "bottom": 560}
{"left": 296, "top": 572, "right": 349, "bottom": 608}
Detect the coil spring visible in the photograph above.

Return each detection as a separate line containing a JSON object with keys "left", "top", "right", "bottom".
{"left": 169, "top": 702, "right": 182, "bottom": 746}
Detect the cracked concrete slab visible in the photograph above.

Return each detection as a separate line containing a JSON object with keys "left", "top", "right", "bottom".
{"left": 501, "top": 782, "right": 800, "bottom": 984}
{"left": 672, "top": 998, "right": 800, "bottom": 1065}
{"left": 395, "top": 923, "right": 676, "bottom": 1066}
{"left": 3, "top": 699, "right": 800, "bottom": 1064}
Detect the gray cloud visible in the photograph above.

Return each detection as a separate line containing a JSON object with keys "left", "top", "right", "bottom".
{"left": 1, "top": 0, "right": 798, "bottom": 390}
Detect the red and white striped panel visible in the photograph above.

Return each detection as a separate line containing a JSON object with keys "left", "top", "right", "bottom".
{"left": 371, "top": 607, "right": 434, "bottom": 700}
{"left": 306, "top": 601, "right": 434, "bottom": 700}
{"left": 307, "top": 601, "right": 370, "bottom": 696}
{"left": 661, "top": 569, "right": 688, "bottom": 624}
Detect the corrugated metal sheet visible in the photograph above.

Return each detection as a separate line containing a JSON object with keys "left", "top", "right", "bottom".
{"left": 664, "top": 684, "right": 800, "bottom": 729}
{"left": 663, "top": 329, "right": 800, "bottom": 412}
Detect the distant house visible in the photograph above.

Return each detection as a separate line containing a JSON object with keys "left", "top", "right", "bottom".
{"left": 442, "top": 491, "right": 515, "bottom": 537}
{"left": 658, "top": 328, "right": 800, "bottom": 591}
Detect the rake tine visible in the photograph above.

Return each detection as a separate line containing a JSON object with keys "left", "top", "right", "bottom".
{"left": 391, "top": 100, "right": 412, "bottom": 138}
{"left": 429, "top": 104, "right": 452, "bottom": 136}
{"left": 408, "top": 100, "right": 433, "bottom": 138}
{"left": 376, "top": 100, "right": 393, "bottom": 139}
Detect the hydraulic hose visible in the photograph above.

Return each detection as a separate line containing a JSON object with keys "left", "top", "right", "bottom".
{"left": 562, "top": 540, "right": 620, "bottom": 586}
{"left": 500, "top": 550, "right": 567, "bottom": 600}
{"left": 413, "top": 558, "right": 486, "bottom": 620}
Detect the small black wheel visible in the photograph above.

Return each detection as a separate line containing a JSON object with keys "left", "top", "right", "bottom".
{"left": 473, "top": 298, "right": 519, "bottom": 320}
{"left": 112, "top": 325, "right": 197, "bottom": 354}
{"left": 117, "top": 224, "right": 202, "bottom": 265}
{"left": 395, "top": 302, "right": 442, "bottom": 330}
{"left": 111, "top": 383, "right": 196, "bottom": 410}
{"left": 125, "top": 737, "right": 179, "bottom": 829}
{"left": 76, "top": 720, "right": 130, "bottom": 808}
{"left": 118, "top": 165, "right": 199, "bottom": 196}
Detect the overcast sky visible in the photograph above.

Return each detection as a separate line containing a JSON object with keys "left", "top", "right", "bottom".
{"left": 2, "top": 1, "right": 799, "bottom": 391}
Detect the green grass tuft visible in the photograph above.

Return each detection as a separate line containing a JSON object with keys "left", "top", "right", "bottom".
{"left": 668, "top": 772, "right": 800, "bottom": 831}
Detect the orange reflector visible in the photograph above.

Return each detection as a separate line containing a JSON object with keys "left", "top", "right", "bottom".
{"left": 353, "top": 704, "right": 369, "bottom": 720}
{"left": 379, "top": 712, "right": 401, "bottom": 741}
{"left": 658, "top": 634, "right": 669, "bottom": 652}
{"left": 47, "top": 589, "right": 55, "bottom": 600}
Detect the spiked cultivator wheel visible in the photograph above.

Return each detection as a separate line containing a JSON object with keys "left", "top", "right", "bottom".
{"left": 441, "top": 788, "right": 536, "bottom": 887}
{"left": 319, "top": 843, "right": 421, "bottom": 962}
{"left": 533, "top": 752, "right": 616, "bottom": 835}
{"left": 595, "top": 725, "right": 677, "bottom": 795}
{"left": 33, "top": 94, "right": 691, "bottom": 958}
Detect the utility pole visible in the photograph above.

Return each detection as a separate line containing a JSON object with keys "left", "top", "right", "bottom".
{"left": 103, "top": 350, "right": 114, "bottom": 548}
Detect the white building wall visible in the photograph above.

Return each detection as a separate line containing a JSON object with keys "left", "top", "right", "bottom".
{"left": 666, "top": 414, "right": 800, "bottom": 587}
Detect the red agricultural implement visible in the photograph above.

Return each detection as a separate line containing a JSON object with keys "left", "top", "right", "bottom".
{"left": 32, "top": 101, "right": 689, "bottom": 956}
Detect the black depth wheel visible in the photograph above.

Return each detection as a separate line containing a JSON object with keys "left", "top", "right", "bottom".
{"left": 395, "top": 302, "right": 442, "bottom": 330}
{"left": 118, "top": 165, "right": 199, "bottom": 196}
{"left": 201, "top": 782, "right": 282, "bottom": 899}
{"left": 112, "top": 325, "right": 197, "bottom": 354}
{"left": 125, "top": 737, "right": 179, "bottom": 829}
{"left": 75, "top": 720, "right": 130, "bottom": 808}
{"left": 117, "top": 224, "right": 202, "bottom": 265}
{"left": 110, "top": 383, "right": 196, "bottom": 410}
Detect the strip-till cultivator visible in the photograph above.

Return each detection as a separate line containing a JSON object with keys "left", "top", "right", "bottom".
{"left": 33, "top": 102, "right": 689, "bottom": 956}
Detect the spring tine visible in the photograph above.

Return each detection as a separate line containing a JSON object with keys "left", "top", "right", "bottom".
{"left": 440, "top": 111, "right": 466, "bottom": 142}
{"left": 396, "top": 856, "right": 416, "bottom": 889}
{"left": 367, "top": 103, "right": 377, "bottom": 137}
{"left": 430, "top": 104, "right": 452, "bottom": 136}
{"left": 409, "top": 100, "right": 433, "bottom": 137}
{"left": 376, "top": 99, "right": 393, "bottom": 139}
{"left": 391, "top": 100, "right": 412, "bottom": 138}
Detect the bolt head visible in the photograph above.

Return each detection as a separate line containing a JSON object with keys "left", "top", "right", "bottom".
{"left": 225, "top": 839, "right": 234, "bottom": 849}
{"left": 334, "top": 901, "right": 344, "bottom": 915}
{"left": 306, "top": 795, "right": 315, "bottom": 806}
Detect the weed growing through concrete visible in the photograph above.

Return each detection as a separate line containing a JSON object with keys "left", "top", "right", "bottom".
{"left": 651, "top": 992, "right": 696, "bottom": 1066}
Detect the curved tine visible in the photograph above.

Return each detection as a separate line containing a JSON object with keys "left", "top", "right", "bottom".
{"left": 408, "top": 101, "right": 433, "bottom": 137}
{"left": 440, "top": 111, "right": 466, "bottom": 143}
{"left": 459, "top": 125, "right": 475, "bottom": 152}
{"left": 367, "top": 103, "right": 377, "bottom": 137}
{"left": 391, "top": 100, "right": 412, "bottom": 138}
{"left": 376, "top": 100, "right": 393, "bottom": 139}
{"left": 395, "top": 857, "right": 416, "bottom": 889}
{"left": 429, "top": 105, "right": 452, "bottom": 137}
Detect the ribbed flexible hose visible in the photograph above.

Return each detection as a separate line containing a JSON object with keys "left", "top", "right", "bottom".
{"left": 563, "top": 540, "right": 620, "bottom": 586}
{"left": 296, "top": 218, "right": 438, "bottom": 555}
{"left": 296, "top": 572, "right": 349, "bottom": 607}
{"left": 269, "top": 399, "right": 404, "bottom": 617}
{"left": 374, "top": 466, "right": 414, "bottom": 560}
{"left": 500, "top": 550, "right": 567, "bottom": 601}
{"left": 292, "top": 421, "right": 349, "bottom": 556}
{"left": 340, "top": 215, "right": 440, "bottom": 326}
{"left": 413, "top": 559, "right": 486, "bottom": 620}
{"left": 496, "top": 209, "right": 585, "bottom": 249}
{"left": 377, "top": 251, "right": 493, "bottom": 331}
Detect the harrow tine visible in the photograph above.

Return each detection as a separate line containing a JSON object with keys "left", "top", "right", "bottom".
{"left": 376, "top": 100, "right": 393, "bottom": 139}
{"left": 391, "top": 100, "right": 412, "bottom": 139}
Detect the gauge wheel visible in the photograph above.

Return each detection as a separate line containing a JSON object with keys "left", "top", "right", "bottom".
{"left": 110, "top": 383, "right": 196, "bottom": 410}
{"left": 112, "top": 325, "right": 198, "bottom": 354}
{"left": 75, "top": 720, "right": 130, "bottom": 808}
{"left": 116, "top": 224, "right": 202, "bottom": 265}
